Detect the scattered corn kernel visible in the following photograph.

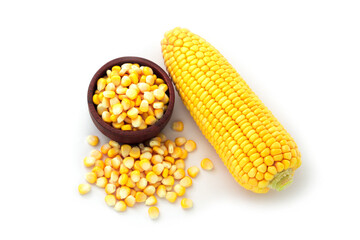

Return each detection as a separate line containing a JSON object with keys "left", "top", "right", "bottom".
{"left": 114, "top": 200, "right": 127, "bottom": 212}
{"left": 172, "top": 121, "right": 184, "bottom": 132}
{"left": 148, "top": 206, "right": 159, "bottom": 219}
{"left": 78, "top": 183, "right": 91, "bottom": 195}
{"left": 184, "top": 140, "right": 196, "bottom": 152}
{"left": 175, "top": 137, "right": 187, "bottom": 146}
{"left": 81, "top": 133, "right": 200, "bottom": 218}
{"left": 173, "top": 184, "right": 186, "bottom": 197}
{"left": 96, "top": 177, "right": 108, "bottom": 188}
{"left": 181, "top": 198, "right": 193, "bottom": 209}
{"left": 201, "top": 158, "right": 214, "bottom": 170}
{"left": 187, "top": 166, "right": 200, "bottom": 178}
{"left": 87, "top": 135, "right": 99, "bottom": 146}
{"left": 105, "top": 194, "right": 116, "bottom": 207}
{"left": 83, "top": 156, "right": 96, "bottom": 167}
{"left": 165, "top": 191, "right": 177, "bottom": 203}
{"left": 85, "top": 172, "right": 97, "bottom": 184}
{"left": 179, "top": 176, "right": 192, "bottom": 188}
{"left": 145, "top": 195, "right": 157, "bottom": 206}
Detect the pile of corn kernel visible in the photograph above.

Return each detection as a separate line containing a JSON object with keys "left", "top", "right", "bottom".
{"left": 93, "top": 63, "right": 169, "bottom": 130}
{"left": 79, "top": 122, "right": 214, "bottom": 219}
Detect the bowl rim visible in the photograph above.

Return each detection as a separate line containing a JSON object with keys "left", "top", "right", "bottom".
{"left": 87, "top": 56, "right": 175, "bottom": 139}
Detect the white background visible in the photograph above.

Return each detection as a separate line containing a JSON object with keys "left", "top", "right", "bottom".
{"left": 1, "top": 0, "right": 359, "bottom": 239}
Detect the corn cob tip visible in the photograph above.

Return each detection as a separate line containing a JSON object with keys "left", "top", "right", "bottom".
{"left": 268, "top": 169, "right": 294, "bottom": 191}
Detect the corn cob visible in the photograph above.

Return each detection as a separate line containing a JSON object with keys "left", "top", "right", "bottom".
{"left": 161, "top": 27, "right": 301, "bottom": 193}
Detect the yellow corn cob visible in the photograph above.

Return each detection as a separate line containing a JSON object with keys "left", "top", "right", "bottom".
{"left": 161, "top": 27, "right": 301, "bottom": 193}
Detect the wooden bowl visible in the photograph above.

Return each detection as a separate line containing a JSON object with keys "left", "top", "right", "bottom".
{"left": 87, "top": 56, "right": 175, "bottom": 144}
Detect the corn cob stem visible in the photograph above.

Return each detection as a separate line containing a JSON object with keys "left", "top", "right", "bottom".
{"left": 268, "top": 169, "right": 294, "bottom": 191}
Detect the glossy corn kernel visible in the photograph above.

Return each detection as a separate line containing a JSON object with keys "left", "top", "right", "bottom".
{"left": 184, "top": 140, "right": 196, "bottom": 152}
{"left": 148, "top": 206, "right": 160, "bottom": 219}
{"left": 201, "top": 158, "right": 214, "bottom": 171}
{"left": 179, "top": 176, "right": 192, "bottom": 188}
{"left": 78, "top": 183, "right": 91, "bottom": 195}
{"left": 173, "top": 184, "right": 186, "bottom": 197}
{"left": 87, "top": 135, "right": 99, "bottom": 146}
{"left": 96, "top": 177, "right": 108, "bottom": 188}
{"left": 175, "top": 137, "right": 186, "bottom": 146}
{"left": 145, "top": 195, "right": 157, "bottom": 206}
{"left": 165, "top": 191, "right": 177, "bottom": 203}
{"left": 85, "top": 172, "right": 97, "bottom": 184}
{"left": 83, "top": 156, "right": 96, "bottom": 167}
{"left": 171, "top": 121, "right": 184, "bottom": 132}
{"left": 187, "top": 166, "right": 200, "bottom": 178}
{"left": 114, "top": 200, "right": 127, "bottom": 212}
{"left": 105, "top": 194, "right": 116, "bottom": 207}
{"left": 161, "top": 27, "right": 301, "bottom": 193}
{"left": 181, "top": 198, "right": 193, "bottom": 209}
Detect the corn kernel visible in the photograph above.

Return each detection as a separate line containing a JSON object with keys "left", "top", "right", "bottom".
{"left": 145, "top": 115, "right": 157, "bottom": 125}
{"left": 173, "top": 184, "right": 186, "bottom": 196}
{"left": 135, "top": 191, "right": 147, "bottom": 202}
{"left": 114, "top": 200, "right": 127, "bottom": 212}
{"left": 179, "top": 176, "right": 192, "bottom": 188}
{"left": 146, "top": 171, "right": 158, "bottom": 184}
{"left": 154, "top": 109, "right": 164, "bottom": 119}
{"left": 187, "top": 166, "right": 200, "bottom": 178}
{"left": 139, "top": 159, "right": 152, "bottom": 171}
{"left": 130, "top": 146, "right": 141, "bottom": 159}
{"left": 83, "top": 156, "right": 96, "bottom": 167}
{"left": 166, "top": 191, "right": 177, "bottom": 203}
{"left": 86, "top": 135, "right": 99, "bottom": 146}
{"left": 118, "top": 186, "right": 131, "bottom": 199}
{"left": 105, "top": 194, "right": 116, "bottom": 207}
{"left": 162, "top": 176, "right": 174, "bottom": 186}
{"left": 172, "top": 121, "right": 184, "bottom": 132}
{"left": 175, "top": 137, "right": 186, "bottom": 146}
{"left": 156, "top": 185, "right": 167, "bottom": 198}
{"left": 78, "top": 183, "right": 91, "bottom": 195}
{"left": 123, "top": 157, "right": 134, "bottom": 169}
{"left": 184, "top": 140, "right": 196, "bottom": 152}
{"left": 153, "top": 89, "right": 165, "bottom": 100}
{"left": 85, "top": 172, "right": 97, "bottom": 184}
{"left": 125, "top": 195, "right": 136, "bottom": 207}
{"left": 145, "top": 195, "right": 157, "bottom": 206}
{"left": 105, "top": 183, "right": 116, "bottom": 194}
{"left": 143, "top": 185, "right": 155, "bottom": 196}
{"left": 181, "top": 198, "right": 193, "bottom": 209}
{"left": 100, "top": 144, "right": 110, "bottom": 156}
{"left": 134, "top": 177, "right": 146, "bottom": 189}
{"left": 130, "top": 170, "right": 141, "bottom": 183}
{"left": 97, "top": 78, "right": 106, "bottom": 91}
{"left": 139, "top": 100, "right": 149, "bottom": 112}
{"left": 96, "top": 177, "right": 108, "bottom": 188}
{"left": 201, "top": 158, "right": 214, "bottom": 170}
{"left": 173, "top": 169, "right": 185, "bottom": 180}
{"left": 148, "top": 206, "right": 159, "bottom": 219}
{"left": 143, "top": 67, "right": 153, "bottom": 76}
{"left": 118, "top": 173, "right": 129, "bottom": 185}
{"left": 90, "top": 150, "right": 103, "bottom": 160}
{"left": 121, "top": 75, "right": 131, "bottom": 86}
{"left": 121, "top": 144, "right": 131, "bottom": 157}
{"left": 92, "top": 166, "right": 104, "bottom": 177}
{"left": 144, "top": 91, "right": 155, "bottom": 104}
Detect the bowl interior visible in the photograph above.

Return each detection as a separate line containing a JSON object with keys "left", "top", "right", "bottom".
{"left": 87, "top": 56, "right": 175, "bottom": 144}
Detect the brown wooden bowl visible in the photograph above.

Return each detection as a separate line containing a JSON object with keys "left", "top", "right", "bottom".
{"left": 87, "top": 56, "right": 175, "bottom": 144}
